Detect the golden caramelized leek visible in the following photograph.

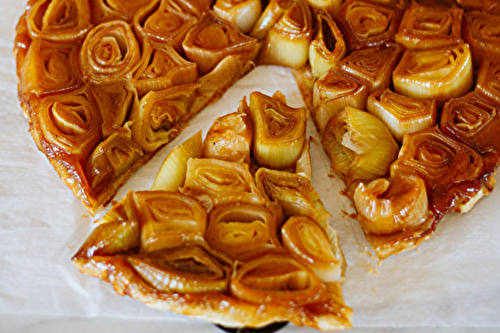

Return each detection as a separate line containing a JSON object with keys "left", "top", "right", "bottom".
{"left": 133, "top": 41, "right": 198, "bottom": 96}
{"left": 260, "top": 0, "right": 313, "bottom": 68}
{"left": 368, "top": 0, "right": 409, "bottom": 9}
{"left": 456, "top": 0, "right": 500, "bottom": 15}
{"left": 367, "top": 89, "right": 437, "bottom": 142}
{"left": 306, "top": 0, "right": 342, "bottom": 15}
{"left": 249, "top": 0, "right": 294, "bottom": 40}
{"left": 338, "top": 0, "right": 403, "bottom": 51}
{"left": 395, "top": 2, "right": 463, "bottom": 50}
{"left": 392, "top": 127, "right": 484, "bottom": 214}
{"left": 213, "top": 0, "right": 262, "bottom": 33}
{"left": 86, "top": 128, "right": 143, "bottom": 195}
{"left": 281, "top": 216, "right": 342, "bottom": 283}
{"left": 181, "top": 158, "right": 264, "bottom": 208}
{"left": 440, "top": 92, "right": 500, "bottom": 173}
{"left": 231, "top": 254, "right": 325, "bottom": 304}
{"left": 255, "top": 168, "right": 331, "bottom": 228}
{"left": 296, "top": 138, "right": 312, "bottom": 179}
{"left": 27, "top": 0, "right": 92, "bottom": 42}
{"left": 33, "top": 87, "right": 101, "bottom": 159}
{"left": 127, "top": 191, "right": 207, "bottom": 252}
{"left": 309, "top": 12, "right": 346, "bottom": 79}
{"left": 133, "top": 0, "right": 197, "bottom": 51}
{"left": 151, "top": 131, "right": 202, "bottom": 191}
{"left": 206, "top": 203, "right": 284, "bottom": 261}
{"left": 80, "top": 20, "right": 142, "bottom": 84}
{"left": 476, "top": 59, "right": 500, "bottom": 106}
{"left": 20, "top": 39, "right": 82, "bottom": 97}
{"left": 463, "top": 11, "right": 500, "bottom": 67}
{"left": 128, "top": 246, "right": 230, "bottom": 293}
{"left": 90, "top": 0, "right": 153, "bottom": 23}
{"left": 171, "top": 0, "right": 214, "bottom": 18}
{"left": 313, "top": 70, "right": 368, "bottom": 133}
{"left": 393, "top": 44, "right": 474, "bottom": 106}
{"left": 90, "top": 81, "right": 138, "bottom": 138}
{"left": 249, "top": 91, "right": 307, "bottom": 169}
{"left": 337, "top": 44, "right": 402, "bottom": 94}
{"left": 129, "top": 84, "right": 200, "bottom": 152}
{"left": 74, "top": 200, "right": 140, "bottom": 259}
{"left": 321, "top": 107, "right": 398, "bottom": 189}
{"left": 182, "top": 11, "right": 260, "bottom": 75}
{"left": 202, "top": 104, "right": 253, "bottom": 164}
{"left": 353, "top": 175, "right": 431, "bottom": 235}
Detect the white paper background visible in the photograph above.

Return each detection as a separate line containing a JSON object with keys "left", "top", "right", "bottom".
{"left": 1, "top": 2, "right": 499, "bottom": 332}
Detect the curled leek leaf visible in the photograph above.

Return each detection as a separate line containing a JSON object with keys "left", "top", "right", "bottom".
{"left": 392, "top": 44, "right": 474, "bottom": 106}
{"left": 213, "top": 0, "right": 262, "bottom": 33}
{"left": 249, "top": 91, "right": 307, "bottom": 169}
{"left": 309, "top": 12, "right": 346, "bottom": 79}
{"left": 367, "top": 89, "right": 437, "bottom": 142}
{"left": 128, "top": 245, "right": 230, "bottom": 293}
{"left": 395, "top": 2, "right": 463, "bottom": 50}
{"left": 321, "top": 107, "right": 399, "bottom": 189}
{"left": 249, "top": 0, "right": 294, "bottom": 40}
{"left": 281, "top": 216, "right": 343, "bottom": 282}
{"left": 255, "top": 168, "right": 331, "bottom": 229}
{"left": 313, "top": 70, "right": 368, "bottom": 133}
{"left": 230, "top": 254, "right": 326, "bottom": 304}
{"left": 182, "top": 11, "right": 260, "bottom": 75}
{"left": 151, "top": 131, "right": 202, "bottom": 191}
{"left": 129, "top": 83, "right": 200, "bottom": 152}
{"left": 306, "top": 0, "right": 342, "bottom": 15}
{"left": 127, "top": 191, "right": 207, "bottom": 252}
{"left": 476, "top": 59, "right": 500, "bottom": 106}
{"left": 259, "top": 0, "right": 313, "bottom": 68}
{"left": 353, "top": 175, "right": 431, "bottom": 235}
{"left": 206, "top": 202, "right": 284, "bottom": 261}
{"left": 202, "top": 101, "right": 253, "bottom": 164}
{"left": 90, "top": 0, "right": 152, "bottom": 23}
{"left": 464, "top": 11, "right": 500, "bottom": 67}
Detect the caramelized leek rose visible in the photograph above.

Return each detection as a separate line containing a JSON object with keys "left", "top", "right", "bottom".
{"left": 440, "top": 92, "right": 500, "bottom": 173}
{"left": 27, "top": 0, "right": 92, "bottom": 42}
{"left": 182, "top": 11, "right": 259, "bottom": 75}
{"left": 129, "top": 83, "right": 200, "bottom": 152}
{"left": 309, "top": 12, "right": 346, "bottom": 79}
{"left": 339, "top": 0, "right": 403, "bottom": 51}
{"left": 354, "top": 174, "right": 431, "bottom": 235}
{"left": 213, "top": 0, "right": 262, "bottom": 33}
{"left": 80, "top": 20, "right": 142, "bottom": 84}
{"left": 230, "top": 254, "right": 326, "bottom": 304}
{"left": 476, "top": 59, "right": 500, "bottom": 106}
{"left": 127, "top": 191, "right": 207, "bottom": 252}
{"left": 367, "top": 89, "right": 437, "bottom": 142}
{"left": 313, "top": 70, "right": 368, "bottom": 133}
{"left": 260, "top": 0, "right": 313, "bottom": 68}
{"left": 128, "top": 245, "right": 230, "bottom": 293}
{"left": 20, "top": 39, "right": 82, "bottom": 97}
{"left": 337, "top": 44, "right": 402, "bottom": 94}
{"left": 206, "top": 202, "right": 284, "bottom": 261}
{"left": 456, "top": 0, "right": 500, "bottom": 15}
{"left": 86, "top": 128, "right": 143, "bottom": 196}
{"left": 255, "top": 168, "right": 331, "bottom": 228}
{"left": 393, "top": 44, "right": 474, "bottom": 105}
{"left": 171, "top": 0, "right": 214, "bottom": 18}
{"left": 133, "top": 40, "right": 198, "bottom": 96}
{"left": 151, "top": 131, "right": 202, "bottom": 191}
{"left": 281, "top": 216, "right": 343, "bottom": 282}
{"left": 249, "top": 91, "right": 307, "bottom": 169}
{"left": 305, "top": 0, "right": 342, "bottom": 15}
{"left": 133, "top": 0, "right": 197, "bottom": 51}
{"left": 395, "top": 2, "right": 463, "bottom": 50}
{"left": 463, "top": 11, "right": 500, "bottom": 67}
{"left": 33, "top": 87, "right": 102, "bottom": 159}
{"left": 392, "top": 127, "right": 484, "bottom": 214}
{"left": 249, "top": 0, "right": 294, "bottom": 40}
{"left": 322, "top": 107, "right": 398, "bottom": 189}
{"left": 202, "top": 102, "right": 253, "bottom": 164}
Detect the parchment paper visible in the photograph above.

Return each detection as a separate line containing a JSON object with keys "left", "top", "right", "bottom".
{"left": 1, "top": 1, "right": 499, "bottom": 331}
